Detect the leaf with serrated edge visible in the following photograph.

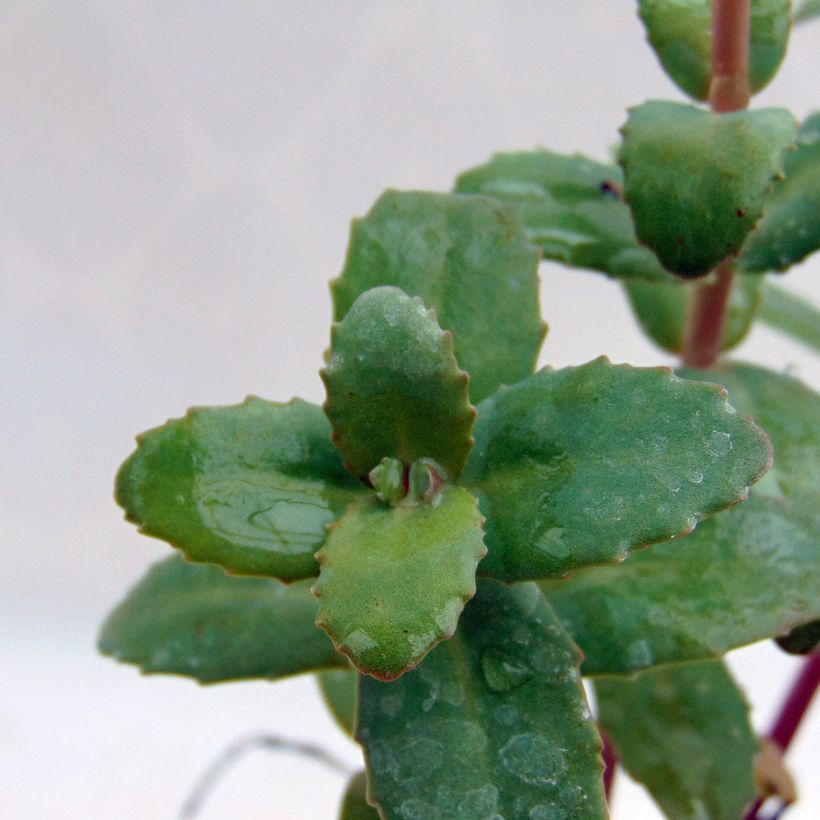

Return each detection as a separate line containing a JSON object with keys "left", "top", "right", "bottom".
{"left": 98, "top": 555, "right": 345, "bottom": 683}
{"left": 455, "top": 149, "right": 674, "bottom": 282}
{"left": 317, "top": 668, "right": 358, "bottom": 736}
{"left": 322, "top": 286, "right": 475, "bottom": 481}
{"left": 543, "top": 362, "right": 819, "bottom": 675}
{"left": 330, "top": 190, "right": 545, "bottom": 403}
{"left": 462, "top": 357, "right": 771, "bottom": 580}
{"left": 339, "top": 771, "right": 380, "bottom": 820}
{"left": 623, "top": 275, "right": 763, "bottom": 353}
{"left": 740, "top": 112, "right": 820, "bottom": 273}
{"left": 357, "top": 581, "right": 607, "bottom": 819}
{"left": 638, "top": 1, "right": 791, "bottom": 101}
{"left": 595, "top": 660, "right": 757, "bottom": 820}
{"left": 620, "top": 101, "right": 797, "bottom": 277}
{"left": 116, "top": 397, "right": 364, "bottom": 580}
{"left": 314, "top": 486, "right": 486, "bottom": 680}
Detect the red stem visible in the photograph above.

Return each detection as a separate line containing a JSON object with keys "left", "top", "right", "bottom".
{"left": 601, "top": 732, "right": 618, "bottom": 801}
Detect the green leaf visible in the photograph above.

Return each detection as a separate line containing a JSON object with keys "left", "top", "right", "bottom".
{"left": 595, "top": 660, "right": 757, "bottom": 820}
{"left": 543, "top": 362, "right": 820, "bottom": 675}
{"left": 116, "top": 397, "right": 364, "bottom": 580}
{"left": 340, "top": 771, "right": 380, "bottom": 820}
{"left": 795, "top": 0, "right": 820, "bottom": 23}
{"left": 759, "top": 282, "right": 820, "bottom": 353}
{"left": 620, "top": 101, "right": 797, "bottom": 277}
{"left": 455, "top": 149, "right": 673, "bottom": 282}
{"left": 322, "top": 287, "right": 476, "bottom": 482}
{"left": 623, "top": 275, "right": 764, "bottom": 353}
{"left": 317, "top": 668, "right": 358, "bottom": 736}
{"left": 740, "top": 112, "right": 820, "bottom": 273}
{"left": 462, "top": 357, "right": 771, "bottom": 580}
{"left": 314, "top": 486, "right": 486, "bottom": 680}
{"left": 638, "top": 0, "right": 791, "bottom": 100}
{"left": 330, "top": 190, "right": 545, "bottom": 403}
{"left": 98, "top": 555, "right": 345, "bottom": 682}
{"left": 357, "top": 581, "right": 607, "bottom": 819}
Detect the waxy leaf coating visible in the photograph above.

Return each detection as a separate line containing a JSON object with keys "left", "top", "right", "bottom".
{"left": 330, "top": 190, "right": 545, "bottom": 403}
{"left": 638, "top": 0, "right": 791, "bottom": 101}
{"left": 98, "top": 556, "right": 345, "bottom": 683}
{"left": 543, "top": 363, "right": 820, "bottom": 675}
{"left": 463, "top": 357, "right": 771, "bottom": 580}
{"left": 595, "top": 660, "right": 757, "bottom": 820}
{"left": 740, "top": 112, "right": 820, "bottom": 273}
{"left": 115, "top": 398, "right": 364, "bottom": 580}
{"left": 357, "top": 581, "right": 607, "bottom": 819}
{"left": 313, "top": 486, "right": 486, "bottom": 680}
{"left": 322, "top": 287, "right": 475, "bottom": 481}
{"left": 455, "top": 149, "right": 673, "bottom": 282}
{"left": 620, "top": 101, "right": 797, "bottom": 277}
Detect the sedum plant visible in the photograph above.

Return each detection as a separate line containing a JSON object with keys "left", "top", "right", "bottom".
{"left": 99, "top": 2, "right": 820, "bottom": 817}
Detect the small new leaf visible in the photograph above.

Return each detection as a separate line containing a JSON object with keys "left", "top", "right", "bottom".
{"left": 115, "top": 398, "right": 364, "bottom": 580}
{"left": 313, "top": 486, "right": 486, "bottom": 680}
{"left": 357, "top": 581, "right": 607, "bottom": 819}
{"left": 620, "top": 101, "right": 797, "bottom": 277}
{"left": 322, "top": 286, "right": 475, "bottom": 481}
{"left": 463, "top": 357, "right": 771, "bottom": 580}
{"left": 99, "top": 555, "right": 345, "bottom": 683}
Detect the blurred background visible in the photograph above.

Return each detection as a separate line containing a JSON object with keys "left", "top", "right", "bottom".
{"left": 2, "top": 2, "right": 818, "bottom": 817}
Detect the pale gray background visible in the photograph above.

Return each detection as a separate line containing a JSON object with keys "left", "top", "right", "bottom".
{"left": 2, "top": 2, "right": 818, "bottom": 818}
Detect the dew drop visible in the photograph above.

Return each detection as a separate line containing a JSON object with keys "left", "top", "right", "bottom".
{"left": 627, "top": 639, "right": 654, "bottom": 668}
{"left": 500, "top": 733, "right": 566, "bottom": 785}
{"left": 481, "top": 648, "right": 534, "bottom": 693}
{"left": 707, "top": 430, "right": 733, "bottom": 457}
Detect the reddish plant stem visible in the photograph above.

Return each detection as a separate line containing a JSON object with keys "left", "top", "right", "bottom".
{"left": 680, "top": 0, "right": 750, "bottom": 369}
{"left": 601, "top": 731, "right": 618, "bottom": 801}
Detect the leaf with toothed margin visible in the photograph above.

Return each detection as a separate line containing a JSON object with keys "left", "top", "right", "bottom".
{"left": 98, "top": 555, "right": 346, "bottom": 683}
{"left": 322, "top": 286, "right": 476, "bottom": 481}
{"left": 740, "top": 112, "right": 820, "bottom": 274}
{"left": 542, "top": 362, "right": 820, "bottom": 676}
{"left": 595, "top": 660, "right": 757, "bottom": 820}
{"left": 638, "top": 0, "right": 791, "bottom": 101}
{"left": 317, "top": 668, "right": 358, "bottom": 736}
{"left": 623, "top": 275, "right": 763, "bottom": 353}
{"left": 356, "top": 581, "right": 607, "bottom": 820}
{"left": 339, "top": 771, "right": 380, "bottom": 820}
{"left": 455, "top": 149, "right": 674, "bottom": 282}
{"left": 619, "top": 101, "right": 797, "bottom": 278}
{"left": 330, "top": 190, "right": 545, "bottom": 403}
{"left": 461, "top": 357, "right": 771, "bottom": 581}
{"left": 115, "top": 398, "right": 364, "bottom": 580}
{"left": 313, "top": 486, "right": 486, "bottom": 680}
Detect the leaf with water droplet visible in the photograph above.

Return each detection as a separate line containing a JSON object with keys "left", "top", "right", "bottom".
{"left": 98, "top": 555, "right": 345, "bottom": 682}
{"left": 339, "top": 771, "right": 380, "bottom": 820}
{"left": 313, "top": 486, "right": 486, "bottom": 680}
{"left": 620, "top": 101, "right": 797, "bottom": 277}
{"left": 115, "top": 398, "right": 365, "bottom": 579}
{"left": 331, "top": 190, "right": 545, "bottom": 403}
{"left": 740, "top": 111, "right": 820, "bottom": 274}
{"left": 455, "top": 149, "right": 674, "bottom": 282}
{"left": 595, "top": 660, "right": 757, "bottom": 820}
{"left": 623, "top": 275, "right": 763, "bottom": 353}
{"left": 543, "top": 363, "right": 820, "bottom": 674}
{"left": 316, "top": 667, "right": 358, "bottom": 736}
{"left": 462, "top": 357, "right": 771, "bottom": 580}
{"left": 357, "top": 581, "right": 607, "bottom": 819}
{"left": 322, "top": 287, "right": 476, "bottom": 482}
{"left": 638, "top": 0, "right": 791, "bottom": 101}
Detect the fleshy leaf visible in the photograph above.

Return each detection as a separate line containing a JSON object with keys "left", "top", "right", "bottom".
{"left": 795, "top": 0, "right": 820, "bottom": 23}
{"left": 340, "top": 772, "right": 380, "bottom": 820}
{"left": 116, "top": 397, "right": 364, "bottom": 580}
{"left": 455, "top": 149, "right": 673, "bottom": 282}
{"left": 313, "top": 486, "right": 486, "bottom": 680}
{"left": 98, "top": 555, "right": 345, "bottom": 682}
{"left": 759, "top": 282, "right": 820, "bottom": 353}
{"left": 543, "top": 362, "right": 820, "bottom": 675}
{"left": 740, "top": 112, "right": 820, "bottom": 273}
{"left": 322, "top": 287, "right": 475, "bottom": 482}
{"left": 638, "top": 0, "right": 791, "bottom": 100}
{"left": 623, "top": 274, "right": 763, "bottom": 353}
{"left": 462, "top": 357, "right": 771, "bottom": 580}
{"left": 330, "top": 190, "right": 545, "bottom": 403}
{"left": 595, "top": 660, "right": 757, "bottom": 820}
{"left": 316, "top": 668, "right": 358, "bottom": 736}
{"left": 357, "top": 581, "right": 607, "bottom": 819}
{"left": 620, "top": 101, "right": 797, "bottom": 277}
